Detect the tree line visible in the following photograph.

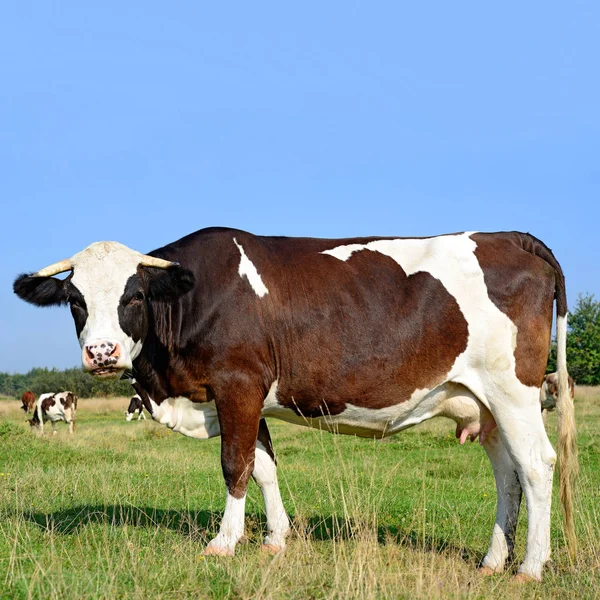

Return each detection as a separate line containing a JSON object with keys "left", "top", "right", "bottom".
{"left": 547, "top": 293, "right": 600, "bottom": 385}
{"left": 1, "top": 294, "right": 598, "bottom": 399}
{"left": 0, "top": 367, "right": 133, "bottom": 399}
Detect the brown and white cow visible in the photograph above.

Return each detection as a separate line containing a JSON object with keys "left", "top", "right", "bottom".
{"left": 13, "top": 228, "right": 576, "bottom": 581}
{"left": 20, "top": 390, "right": 36, "bottom": 413}
{"left": 28, "top": 391, "right": 78, "bottom": 434}
{"left": 541, "top": 372, "right": 576, "bottom": 424}
{"left": 541, "top": 372, "right": 575, "bottom": 412}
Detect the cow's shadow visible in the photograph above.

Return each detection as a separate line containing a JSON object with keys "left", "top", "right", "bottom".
{"left": 21, "top": 505, "right": 218, "bottom": 538}
{"left": 19, "top": 504, "right": 482, "bottom": 566}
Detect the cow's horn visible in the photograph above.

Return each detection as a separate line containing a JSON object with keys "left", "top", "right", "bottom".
{"left": 35, "top": 259, "right": 73, "bottom": 277}
{"left": 138, "top": 255, "right": 178, "bottom": 269}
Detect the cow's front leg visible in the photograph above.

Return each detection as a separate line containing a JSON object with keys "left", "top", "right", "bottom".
{"left": 253, "top": 419, "right": 290, "bottom": 553}
{"left": 204, "top": 385, "right": 262, "bottom": 556}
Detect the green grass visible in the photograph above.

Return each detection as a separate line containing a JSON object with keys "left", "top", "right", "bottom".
{"left": 0, "top": 390, "right": 599, "bottom": 599}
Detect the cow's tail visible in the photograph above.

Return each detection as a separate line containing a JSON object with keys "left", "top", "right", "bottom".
{"left": 556, "top": 298, "right": 578, "bottom": 556}
{"left": 523, "top": 234, "right": 578, "bottom": 556}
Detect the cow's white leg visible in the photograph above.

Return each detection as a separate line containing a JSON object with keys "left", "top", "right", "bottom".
{"left": 37, "top": 405, "right": 44, "bottom": 435}
{"left": 204, "top": 493, "right": 247, "bottom": 556}
{"left": 489, "top": 386, "right": 556, "bottom": 581}
{"left": 51, "top": 422, "right": 57, "bottom": 435}
{"left": 481, "top": 428, "right": 522, "bottom": 573}
{"left": 252, "top": 420, "right": 289, "bottom": 552}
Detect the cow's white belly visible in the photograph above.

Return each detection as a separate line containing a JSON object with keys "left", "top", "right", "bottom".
{"left": 45, "top": 406, "right": 70, "bottom": 423}
{"left": 146, "top": 381, "right": 491, "bottom": 442}
{"left": 261, "top": 381, "right": 488, "bottom": 438}
{"left": 150, "top": 397, "right": 220, "bottom": 439}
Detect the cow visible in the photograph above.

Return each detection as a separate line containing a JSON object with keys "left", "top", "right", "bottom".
{"left": 541, "top": 372, "right": 575, "bottom": 412}
{"left": 20, "top": 391, "right": 36, "bottom": 413}
{"left": 125, "top": 394, "right": 147, "bottom": 421}
{"left": 541, "top": 372, "right": 575, "bottom": 424}
{"left": 28, "top": 391, "right": 78, "bottom": 434}
{"left": 13, "top": 228, "right": 577, "bottom": 582}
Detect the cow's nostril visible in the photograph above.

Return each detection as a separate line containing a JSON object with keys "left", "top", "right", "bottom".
{"left": 109, "top": 344, "right": 119, "bottom": 357}
{"left": 85, "top": 347, "right": 95, "bottom": 361}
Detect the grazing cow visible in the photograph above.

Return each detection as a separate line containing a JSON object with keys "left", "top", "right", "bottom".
{"left": 20, "top": 391, "right": 36, "bottom": 413}
{"left": 541, "top": 372, "right": 576, "bottom": 425}
{"left": 13, "top": 228, "right": 577, "bottom": 581}
{"left": 28, "top": 391, "right": 78, "bottom": 434}
{"left": 541, "top": 372, "right": 575, "bottom": 412}
{"left": 125, "top": 394, "right": 147, "bottom": 421}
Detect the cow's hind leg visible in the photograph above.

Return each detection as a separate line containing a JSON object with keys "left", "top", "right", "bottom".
{"left": 488, "top": 386, "right": 556, "bottom": 581}
{"left": 480, "top": 428, "right": 522, "bottom": 573}
{"left": 253, "top": 419, "right": 290, "bottom": 553}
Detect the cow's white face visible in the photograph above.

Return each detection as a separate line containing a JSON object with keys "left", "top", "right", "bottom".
{"left": 14, "top": 241, "right": 195, "bottom": 378}
{"left": 69, "top": 242, "right": 149, "bottom": 375}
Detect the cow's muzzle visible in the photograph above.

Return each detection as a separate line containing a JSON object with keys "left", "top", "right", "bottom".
{"left": 82, "top": 340, "right": 130, "bottom": 378}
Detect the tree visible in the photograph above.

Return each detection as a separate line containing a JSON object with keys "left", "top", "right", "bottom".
{"left": 547, "top": 293, "right": 600, "bottom": 385}
{"left": 0, "top": 366, "right": 133, "bottom": 398}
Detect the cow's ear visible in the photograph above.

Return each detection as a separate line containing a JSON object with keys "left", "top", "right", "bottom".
{"left": 144, "top": 265, "right": 195, "bottom": 301}
{"left": 13, "top": 274, "right": 68, "bottom": 307}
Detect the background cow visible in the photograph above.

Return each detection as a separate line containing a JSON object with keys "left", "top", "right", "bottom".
{"left": 20, "top": 391, "right": 36, "bottom": 413}
{"left": 28, "top": 391, "right": 78, "bottom": 434}
{"left": 541, "top": 372, "right": 576, "bottom": 423}
{"left": 13, "top": 228, "right": 577, "bottom": 581}
{"left": 125, "top": 394, "right": 146, "bottom": 421}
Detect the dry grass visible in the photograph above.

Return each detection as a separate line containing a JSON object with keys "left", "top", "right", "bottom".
{"left": 0, "top": 389, "right": 599, "bottom": 598}
{"left": 0, "top": 395, "right": 130, "bottom": 419}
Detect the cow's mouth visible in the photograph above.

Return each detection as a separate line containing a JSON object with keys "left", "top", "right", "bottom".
{"left": 90, "top": 367, "right": 124, "bottom": 378}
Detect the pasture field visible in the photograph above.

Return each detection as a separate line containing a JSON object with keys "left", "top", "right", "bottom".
{"left": 0, "top": 390, "right": 599, "bottom": 599}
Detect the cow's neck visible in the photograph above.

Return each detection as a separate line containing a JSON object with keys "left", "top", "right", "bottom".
{"left": 131, "top": 298, "right": 181, "bottom": 402}
{"left": 132, "top": 315, "right": 207, "bottom": 405}
{"left": 132, "top": 353, "right": 169, "bottom": 403}
{"left": 131, "top": 256, "right": 229, "bottom": 405}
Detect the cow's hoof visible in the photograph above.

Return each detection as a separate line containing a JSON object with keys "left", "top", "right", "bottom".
{"left": 261, "top": 543, "right": 284, "bottom": 555}
{"left": 478, "top": 566, "right": 500, "bottom": 576}
{"left": 512, "top": 572, "right": 540, "bottom": 584}
{"left": 203, "top": 546, "right": 234, "bottom": 557}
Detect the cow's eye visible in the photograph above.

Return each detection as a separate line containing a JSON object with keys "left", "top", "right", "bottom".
{"left": 132, "top": 291, "right": 145, "bottom": 302}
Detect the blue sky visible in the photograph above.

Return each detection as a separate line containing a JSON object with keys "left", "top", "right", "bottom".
{"left": 1, "top": 1, "right": 598, "bottom": 372}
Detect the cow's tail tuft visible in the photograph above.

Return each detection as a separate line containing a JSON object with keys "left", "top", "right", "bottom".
{"left": 556, "top": 307, "right": 578, "bottom": 557}
{"left": 523, "top": 233, "right": 578, "bottom": 557}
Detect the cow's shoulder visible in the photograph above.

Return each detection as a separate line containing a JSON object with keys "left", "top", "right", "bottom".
{"left": 39, "top": 393, "right": 56, "bottom": 412}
